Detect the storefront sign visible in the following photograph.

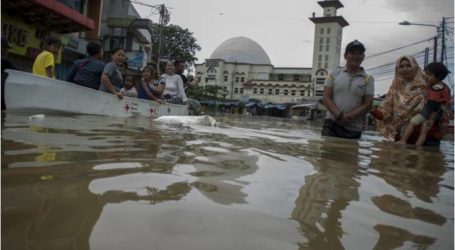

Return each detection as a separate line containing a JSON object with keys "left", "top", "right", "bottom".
{"left": 126, "top": 51, "right": 146, "bottom": 70}
{"left": 1, "top": 15, "right": 62, "bottom": 63}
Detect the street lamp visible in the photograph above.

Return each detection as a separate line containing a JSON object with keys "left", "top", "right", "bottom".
{"left": 399, "top": 20, "right": 440, "bottom": 62}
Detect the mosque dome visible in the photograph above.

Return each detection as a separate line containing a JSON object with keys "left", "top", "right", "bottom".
{"left": 210, "top": 36, "right": 272, "bottom": 65}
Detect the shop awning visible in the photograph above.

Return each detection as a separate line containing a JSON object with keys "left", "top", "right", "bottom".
{"left": 2, "top": 0, "right": 95, "bottom": 33}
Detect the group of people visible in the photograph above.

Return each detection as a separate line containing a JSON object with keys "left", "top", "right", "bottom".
{"left": 30, "top": 36, "right": 197, "bottom": 105}
{"left": 322, "top": 39, "right": 452, "bottom": 147}
{"left": 2, "top": 35, "right": 453, "bottom": 147}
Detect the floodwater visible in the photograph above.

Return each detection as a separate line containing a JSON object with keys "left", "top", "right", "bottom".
{"left": 1, "top": 112, "right": 453, "bottom": 250}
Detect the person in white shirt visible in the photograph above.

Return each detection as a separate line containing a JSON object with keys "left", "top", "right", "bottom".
{"left": 161, "top": 61, "right": 187, "bottom": 105}
{"left": 119, "top": 74, "right": 138, "bottom": 98}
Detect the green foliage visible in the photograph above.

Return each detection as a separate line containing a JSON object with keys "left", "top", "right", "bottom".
{"left": 186, "top": 85, "right": 222, "bottom": 100}
{"left": 151, "top": 24, "right": 201, "bottom": 69}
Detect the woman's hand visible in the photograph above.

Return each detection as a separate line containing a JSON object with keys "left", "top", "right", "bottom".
{"left": 115, "top": 92, "right": 124, "bottom": 99}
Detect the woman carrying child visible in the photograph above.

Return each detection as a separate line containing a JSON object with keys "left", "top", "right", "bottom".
{"left": 397, "top": 62, "right": 451, "bottom": 145}
{"left": 371, "top": 55, "right": 448, "bottom": 146}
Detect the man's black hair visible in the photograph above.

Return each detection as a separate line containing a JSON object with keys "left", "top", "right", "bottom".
{"left": 424, "top": 62, "right": 450, "bottom": 81}
{"left": 45, "top": 36, "right": 61, "bottom": 46}
{"left": 174, "top": 59, "right": 185, "bottom": 67}
{"left": 86, "top": 41, "right": 102, "bottom": 56}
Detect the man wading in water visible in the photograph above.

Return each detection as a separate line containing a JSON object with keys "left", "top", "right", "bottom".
{"left": 321, "top": 40, "right": 375, "bottom": 139}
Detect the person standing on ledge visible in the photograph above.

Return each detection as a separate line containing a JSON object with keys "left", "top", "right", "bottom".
{"left": 322, "top": 40, "right": 375, "bottom": 139}
{"left": 32, "top": 36, "right": 61, "bottom": 79}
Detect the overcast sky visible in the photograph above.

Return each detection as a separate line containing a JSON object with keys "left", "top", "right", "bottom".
{"left": 133, "top": 0, "right": 454, "bottom": 95}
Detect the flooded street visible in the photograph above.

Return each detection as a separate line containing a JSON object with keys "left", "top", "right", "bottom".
{"left": 1, "top": 112, "right": 453, "bottom": 250}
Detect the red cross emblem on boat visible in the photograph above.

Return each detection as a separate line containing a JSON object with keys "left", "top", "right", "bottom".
{"left": 149, "top": 107, "right": 155, "bottom": 114}
{"left": 124, "top": 103, "right": 130, "bottom": 112}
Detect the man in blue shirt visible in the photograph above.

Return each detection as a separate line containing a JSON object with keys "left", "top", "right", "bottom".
{"left": 66, "top": 41, "right": 105, "bottom": 90}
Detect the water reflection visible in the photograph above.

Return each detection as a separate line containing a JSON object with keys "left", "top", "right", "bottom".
{"left": 1, "top": 112, "right": 453, "bottom": 250}
{"left": 291, "top": 138, "right": 362, "bottom": 249}
{"left": 368, "top": 143, "right": 450, "bottom": 249}
{"left": 2, "top": 162, "right": 198, "bottom": 249}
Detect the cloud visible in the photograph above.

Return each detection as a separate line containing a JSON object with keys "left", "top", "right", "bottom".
{"left": 381, "top": 0, "right": 454, "bottom": 18}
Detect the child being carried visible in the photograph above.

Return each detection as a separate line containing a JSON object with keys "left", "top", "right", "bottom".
{"left": 398, "top": 62, "right": 451, "bottom": 145}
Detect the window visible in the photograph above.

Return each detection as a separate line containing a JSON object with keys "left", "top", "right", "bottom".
{"left": 327, "top": 27, "right": 331, "bottom": 34}
{"left": 319, "top": 37, "right": 323, "bottom": 44}
{"left": 325, "top": 55, "right": 329, "bottom": 61}
{"left": 205, "top": 77, "right": 208, "bottom": 83}
{"left": 278, "top": 74, "right": 284, "bottom": 81}
{"left": 318, "top": 62, "right": 321, "bottom": 68}
{"left": 235, "top": 77, "right": 240, "bottom": 83}
{"left": 284, "top": 89, "right": 289, "bottom": 96}
{"left": 324, "top": 62, "right": 328, "bottom": 68}
{"left": 275, "top": 89, "right": 280, "bottom": 95}
{"left": 326, "top": 45, "right": 329, "bottom": 51}
{"left": 319, "top": 45, "right": 323, "bottom": 51}
{"left": 240, "top": 77, "right": 245, "bottom": 82}
{"left": 259, "top": 88, "right": 264, "bottom": 94}
{"left": 197, "top": 77, "right": 201, "bottom": 82}
{"left": 234, "top": 88, "right": 239, "bottom": 94}
{"left": 326, "top": 37, "right": 330, "bottom": 44}
{"left": 240, "top": 88, "right": 244, "bottom": 94}
{"left": 223, "top": 87, "right": 227, "bottom": 91}
{"left": 291, "top": 90, "right": 296, "bottom": 96}
{"left": 253, "top": 88, "right": 257, "bottom": 94}
{"left": 224, "top": 76, "right": 228, "bottom": 82}
{"left": 268, "top": 89, "right": 273, "bottom": 95}
{"left": 300, "top": 90, "right": 305, "bottom": 96}
{"left": 320, "top": 28, "right": 324, "bottom": 34}
{"left": 293, "top": 74, "right": 300, "bottom": 81}
{"left": 318, "top": 55, "right": 322, "bottom": 61}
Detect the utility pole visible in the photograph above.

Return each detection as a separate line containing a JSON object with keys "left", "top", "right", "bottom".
{"left": 157, "top": 4, "right": 170, "bottom": 67}
{"left": 424, "top": 47, "right": 429, "bottom": 68}
{"left": 440, "top": 17, "right": 446, "bottom": 63}
{"left": 433, "top": 35, "right": 438, "bottom": 62}
{"left": 130, "top": 0, "right": 162, "bottom": 64}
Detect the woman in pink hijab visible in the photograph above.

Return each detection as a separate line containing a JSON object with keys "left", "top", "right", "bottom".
{"left": 371, "top": 55, "right": 446, "bottom": 145}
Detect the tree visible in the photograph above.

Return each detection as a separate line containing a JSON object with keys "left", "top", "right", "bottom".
{"left": 151, "top": 23, "right": 201, "bottom": 69}
{"left": 186, "top": 85, "right": 222, "bottom": 101}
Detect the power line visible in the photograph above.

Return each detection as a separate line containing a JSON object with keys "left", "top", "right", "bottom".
{"left": 364, "top": 37, "right": 435, "bottom": 61}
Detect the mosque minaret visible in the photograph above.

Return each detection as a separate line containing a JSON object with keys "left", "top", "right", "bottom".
{"left": 194, "top": 0, "right": 349, "bottom": 105}
{"left": 309, "top": 0, "right": 349, "bottom": 96}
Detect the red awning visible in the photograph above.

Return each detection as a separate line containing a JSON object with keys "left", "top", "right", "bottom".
{"left": 2, "top": 0, "right": 95, "bottom": 33}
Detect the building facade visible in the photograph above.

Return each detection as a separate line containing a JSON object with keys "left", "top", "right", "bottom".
{"left": 196, "top": 0, "right": 349, "bottom": 103}
{"left": 2, "top": 0, "right": 153, "bottom": 79}
{"left": 2, "top": 0, "right": 100, "bottom": 78}
{"left": 195, "top": 37, "right": 313, "bottom": 104}
{"left": 100, "top": 0, "right": 153, "bottom": 71}
{"left": 309, "top": 0, "right": 349, "bottom": 96}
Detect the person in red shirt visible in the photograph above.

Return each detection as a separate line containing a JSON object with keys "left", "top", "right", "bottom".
{"left": 398, "top": 62, "right": 451, "bottom": 145}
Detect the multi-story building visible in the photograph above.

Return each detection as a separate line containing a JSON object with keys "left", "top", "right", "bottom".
{"left": 2, "top": 0, "right": 101, "bottom": 77}
{"left": 196, "top": 0, "right": 349, "bottom": 103}
{"left": 2, "top": 0, "right": 153, "bottom": 78}
{"left": 309, "top": 0, "right": 349, "bottom": 96}
{"left": 100, "top": 0, "right": 153, "bottom": 71}
{"left": 195, "top": 36, "right": 313, "bottom": 104}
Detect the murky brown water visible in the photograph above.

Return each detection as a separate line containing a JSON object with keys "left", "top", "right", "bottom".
{"left": 1, "top": 112, "right": 453, "bottom": 250}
